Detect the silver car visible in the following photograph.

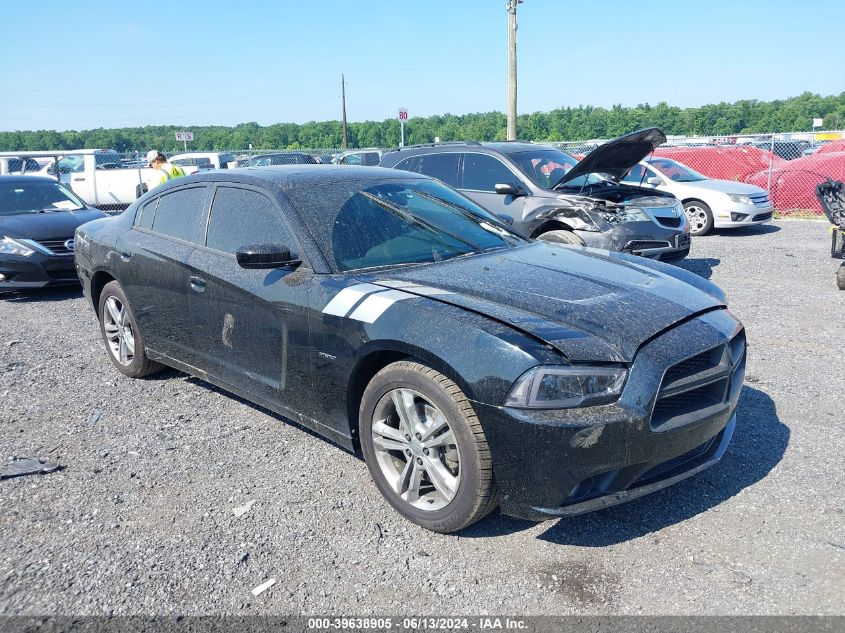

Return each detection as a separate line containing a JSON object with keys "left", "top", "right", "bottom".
{"left": 623, "top": 157, "right": 773, "bottom": 236}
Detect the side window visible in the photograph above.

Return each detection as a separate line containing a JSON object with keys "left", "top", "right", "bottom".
{"left": 461, "top": 154, "right": 519, "bottom": 192}
{"left": 394, "top": 156, "right": 420, "bottom": 173}
{"left": 622, "top": 164, "right": 646, "bottom": 184}
{"left": 137, "top": 196, "right": 159, "bottom": 230}
{"left": 150, "top": 186, "right": 207, "bottom": 242}
{"left": 206, "top": 187, "right": 297, "bottom": 256}
{"left": 415, "top": 153, "right": 460, "bottom": 187}
{"left": 362, "top": 152, "right": 380, "bottom": 166}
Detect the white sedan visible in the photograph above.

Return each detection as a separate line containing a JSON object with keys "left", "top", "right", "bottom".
{"left": 621, "top": 157, "right": 773, "bottom": 235}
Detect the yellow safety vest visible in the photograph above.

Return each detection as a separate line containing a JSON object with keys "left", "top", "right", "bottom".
{"left": 158, "top": 162, "right": 186, "bottom": 184}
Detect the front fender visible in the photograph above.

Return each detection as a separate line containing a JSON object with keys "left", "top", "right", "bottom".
{"left": 354, "top": 297, "right": 563, "bottom": 405}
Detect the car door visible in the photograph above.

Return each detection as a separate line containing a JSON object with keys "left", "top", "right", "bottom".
{"left": 458, "top": 152, "right": 528, "bottom": 219}
{"left": 115, "top": 184, "right": 210, "bottom": 365}
{"left": 186, "top": 184, "right": 315, "bottom": 417}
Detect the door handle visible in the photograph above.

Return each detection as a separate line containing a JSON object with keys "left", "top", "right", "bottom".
{"left": 189, "top": 276, "right": 206, "bottom": 292}
{"left": 73, "top": 177, "right": 86, "bottom": 182}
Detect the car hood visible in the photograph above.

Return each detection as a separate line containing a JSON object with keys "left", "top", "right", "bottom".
{"left": 662, "top": 178, "right": 766, "bottom": 196}
{"left": 364, "top": 243, "right": 725, "bottom": 363}
{"left": 0, "top": 208, "right": 106, "bottom": 240}
{"left": 559, "top": 128, "right": 667, "bottom": 185}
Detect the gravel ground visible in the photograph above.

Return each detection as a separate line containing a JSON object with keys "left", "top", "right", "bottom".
{"left": 0, "top": 220, "right": 843, "bottom": 616}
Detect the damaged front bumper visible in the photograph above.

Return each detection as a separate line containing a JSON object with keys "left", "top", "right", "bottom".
{"left": 576, "top": 220, "right": 690, "bottom": 261}
{"left": 474, "top": 310, "right": 744, "bottom": 521}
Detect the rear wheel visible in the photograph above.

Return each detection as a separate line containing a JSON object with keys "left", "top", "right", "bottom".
{"left": 359, "top": 361, "right": 497, "bottom": 533}
{"left": 98, "top": 281, "right": 163, "bottom": 378}
{"left": 684, "top": 200, "right": 714, "bottom": 235}
{"left": 536, "top": 229, "right": 585, "bottom": 246}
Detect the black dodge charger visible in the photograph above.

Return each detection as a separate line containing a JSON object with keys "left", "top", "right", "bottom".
{"left": 74, "top": 166, "right": 745, "bottom": 533}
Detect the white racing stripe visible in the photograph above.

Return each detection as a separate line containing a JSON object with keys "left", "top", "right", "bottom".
{"left": 348, "top": 290, "right": 416, "bottom": 324}
{"left": 322, "top": 283, "right": 387, "bottom": 318}
{"left": 322, "top": 282, "right": 447, "bottom": 323}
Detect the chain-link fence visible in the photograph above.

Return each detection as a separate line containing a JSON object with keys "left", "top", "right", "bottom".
{"left": 3, "top": 133, "right": 844, "bottom": 215}
{"left": 557, "top": 132, "right": 845, "bottom": 216}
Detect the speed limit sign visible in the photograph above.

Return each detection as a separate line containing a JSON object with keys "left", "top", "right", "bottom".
{"left": 398, "top": 109, "right": 408, "bottom": 121}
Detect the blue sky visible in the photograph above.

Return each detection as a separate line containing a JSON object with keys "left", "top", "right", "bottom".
{"left": 1, "top": 0, "right": 843, "bottom": 131}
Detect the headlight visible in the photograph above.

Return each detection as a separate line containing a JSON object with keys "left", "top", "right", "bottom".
{"left": 0, "top": 237, "right": 35, "bottom": 257}
{"left": 505, "top": 365, "right": 627, "bottom": 409}
{"left": 618, "top": 206, "right": 651, "bottom": 222}
{"left": 727, "top": 193, "right": 753, "bottom": 205}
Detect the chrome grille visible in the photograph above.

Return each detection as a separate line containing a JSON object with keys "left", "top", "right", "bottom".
{"left": 35, "top": 238, "right": 74, "bottom": 255}
{"left": 750, "top": 193, "right": 771, "bottom": 208}
{"left": 651, "top": 331, "right": 745, "bottom": 431}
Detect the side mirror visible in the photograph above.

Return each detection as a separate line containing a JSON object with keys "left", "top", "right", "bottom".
{"left": 646, "top": 176, "right": 662, "bottom": 186}
{"left": 236, "top": 243, "right": 301, "bottom": 269}
{"left": 496, "top": 213, "right": 515, "bottom": 226}
{"left": 494, "top": 183, "right": 524, "bottom": 196}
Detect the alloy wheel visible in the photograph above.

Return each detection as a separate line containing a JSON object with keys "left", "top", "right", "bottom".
{"left": 371, "top": 388, "right": 461, "bottom": 511}
{"left": 103, "top": 296, "right": 135, "bottom": 366}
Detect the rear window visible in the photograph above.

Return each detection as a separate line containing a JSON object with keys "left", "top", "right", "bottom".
{"left": 395, "top": 153, "right": 460, "bottom": 188}
{"left": 150, "top": 186, "right": 207, "bottom": 242}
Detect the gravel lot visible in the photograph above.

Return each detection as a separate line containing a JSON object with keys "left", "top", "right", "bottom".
{"left": 0, "top": 220, "right": 843, "bottom": 616}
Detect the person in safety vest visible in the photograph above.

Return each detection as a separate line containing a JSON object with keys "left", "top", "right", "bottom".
{"left": 145, "top": 150, "right": 185, "bottom": 190}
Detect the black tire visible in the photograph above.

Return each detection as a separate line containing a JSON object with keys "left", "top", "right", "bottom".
{"left": 683, "top": 200, "right": 714, "bottom": 236}
{"left": 536, "top": 229, "right": 585, "bottom": 246}
{"left": 837, "top": 263, "right": 845, "bottom": 290}
{"left": 98, "top": 280, "right": 163, "bottom": 378}
{"left": 359, "top": 361, "right": 497, "bottom": 533}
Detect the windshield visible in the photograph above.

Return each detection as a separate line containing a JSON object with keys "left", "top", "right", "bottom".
{"left": 507, "top": 149, "right": 607, "bottom": 189}
{"left": 0, "top": 181, "right": 86, "bottom": 215}
{"left": 286, "top": 178, "right": 528, "bottom": 272}
{"left": 647, "top": 158, "right": 708, "bottom": 182}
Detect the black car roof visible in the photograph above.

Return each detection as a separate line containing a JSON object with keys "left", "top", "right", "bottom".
{"left": 154, "top": 165, "right": 429, "bottom": 192}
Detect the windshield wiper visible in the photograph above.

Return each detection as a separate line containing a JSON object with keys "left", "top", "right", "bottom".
{"left": 413, "top": 191, "right": 524, "bottom": 244}
{"left": 360, "top": 192, "right": 483, "bottom": 253}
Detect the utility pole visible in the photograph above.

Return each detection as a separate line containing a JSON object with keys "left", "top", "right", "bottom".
{"left": 507, "top": 0, "right": 522, "bottom": 140}
{"left": 341, "top": 74, "right": 348, "bottom": 150}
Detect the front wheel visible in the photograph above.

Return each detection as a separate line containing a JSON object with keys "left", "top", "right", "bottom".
{"left": 837, "top": 263, "right": 845, "bottom": 290}
{"left": 684, "top": 200, "right": 714, "bottom": 236}
{"left": 359, "top": 361, "right": 497, "bottom": 533}
{"left": 536, "top": 229, "right": 585, "bottom": 246}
